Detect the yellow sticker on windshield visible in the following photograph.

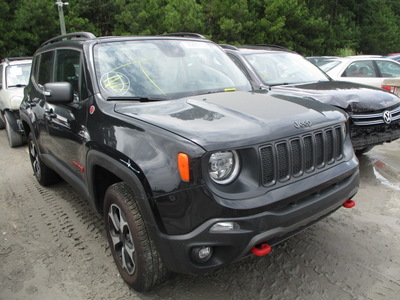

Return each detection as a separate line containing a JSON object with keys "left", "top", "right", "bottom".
{"left": 224, "top": 88, "right": 236, "bottom": 92}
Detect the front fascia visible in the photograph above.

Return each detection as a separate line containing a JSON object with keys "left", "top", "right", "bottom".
{"left": 150, "top": 155, "right": 359, "bottom": 274}
{"left": 154, "top": 128, "right": 357, "bottom": 235}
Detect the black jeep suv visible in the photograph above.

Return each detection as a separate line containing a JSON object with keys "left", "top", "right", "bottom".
{"left": 222, "top": 45, "right": 400, "bottom": 153}
{"left": 20, "top": 32, "right": 359, "bottom": 292}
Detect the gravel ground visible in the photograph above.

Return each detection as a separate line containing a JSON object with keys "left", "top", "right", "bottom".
{"left": 1, "top": 130, "right": 399, "bottom": 300}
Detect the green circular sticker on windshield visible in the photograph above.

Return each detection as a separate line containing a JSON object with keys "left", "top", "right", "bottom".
{"left": 100, "top": 72, "right": 130, "bottom": 95}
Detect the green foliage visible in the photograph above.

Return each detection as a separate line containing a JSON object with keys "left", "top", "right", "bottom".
{"left": 2, "top": 0, "right": 400, "bottom": 58}
{"left": 162, "top": 0, "right": 205, "bottom": 34}
{"left": 335, "top": 47, "right": 358, "bottom": 57}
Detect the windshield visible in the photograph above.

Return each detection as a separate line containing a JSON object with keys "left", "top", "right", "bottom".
{"left": 320, "top": 60, "right": 343, "bottom": 73}
{"left": 94, "top": 39, "right": 251, "bottom": 99}
{"left": 6, "top": 63, "right": 31, "bottom": 87}
{"left": 243, "top": 51, "right": 329, "bottom": 85}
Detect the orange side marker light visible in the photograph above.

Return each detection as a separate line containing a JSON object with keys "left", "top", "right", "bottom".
{"left": 178, "top": 153, "right": 190, "bottom": 182}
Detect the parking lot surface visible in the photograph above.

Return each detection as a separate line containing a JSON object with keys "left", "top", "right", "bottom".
{"left": 1, "top": 130, "right": 399, "bottom": 300}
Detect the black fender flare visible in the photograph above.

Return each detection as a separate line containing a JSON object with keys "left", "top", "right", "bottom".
{"left": 86, "top": 149, "right": 159, "bottom": 229}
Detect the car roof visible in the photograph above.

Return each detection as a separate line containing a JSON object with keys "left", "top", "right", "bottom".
{"left": 336, "top": 55, "right": 390, "bottom": 61}
{"left": 1, "top": 57, "right": 32, "bottom": 65}
{"left": 39, "top": 32, "right": 213, "bottom": 50}
{"left": 220, "top": 44, "right": 295, "bottom": 55}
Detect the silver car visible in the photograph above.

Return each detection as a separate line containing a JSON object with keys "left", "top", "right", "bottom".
{"left": 0, "top": 57, "right": 32, "bottom": 147}
{"left": 320, "top": 55, "right": 400, "bottom": 91}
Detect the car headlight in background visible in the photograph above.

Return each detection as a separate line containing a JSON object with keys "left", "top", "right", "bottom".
{"left": 208, "top": 150, "right": 240, "bottom": 185}
{"left": 11, "top": 95, "right": 23, "bottom": 110}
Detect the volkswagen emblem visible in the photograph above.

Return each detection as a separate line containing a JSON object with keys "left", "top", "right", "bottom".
{"left": 383, "top": 110, "right": 392, "bottom": 124}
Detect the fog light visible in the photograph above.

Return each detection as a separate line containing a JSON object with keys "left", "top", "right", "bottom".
{"left": 210, "top": 222, "right": 239, "bottom": 232}
{"left": 191, "top": 246, "right": 213, "bottom": 263}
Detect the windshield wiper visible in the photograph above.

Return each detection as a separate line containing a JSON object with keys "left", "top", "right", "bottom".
{"left": 7, "top": 84, "right": 26, "bottom": 88}
{"left": 267, "top": 83, "right": 291, "bottom": 87}
{"left": 107, "top": 96, "right": 165, "bottom": 102}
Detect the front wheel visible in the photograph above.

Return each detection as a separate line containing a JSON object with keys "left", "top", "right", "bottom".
{"left": 356, "top": 146, "right": 374, "bottom": 155}
{"left": 104, "top": 182, "right": 169, "bottom": 292}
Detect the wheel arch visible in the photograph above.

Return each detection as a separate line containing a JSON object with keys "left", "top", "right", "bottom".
{"left": 21, "top": 119, "right": 32, "bottom": 137}
{"left": 87, "top": 149, "right": 162, "bottom": 230}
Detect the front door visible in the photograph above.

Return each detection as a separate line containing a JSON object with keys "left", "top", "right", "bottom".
{"left": 43, "top": 49, "right": 90, "bottom": 181}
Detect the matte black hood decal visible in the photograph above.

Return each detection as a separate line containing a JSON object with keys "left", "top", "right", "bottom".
{"left": 114, "top": 91, "right": 346, "bottom": 151}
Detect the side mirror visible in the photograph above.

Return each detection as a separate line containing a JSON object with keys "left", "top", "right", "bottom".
{"left": 44, "top": 82, "right": 74, "bottom": 104}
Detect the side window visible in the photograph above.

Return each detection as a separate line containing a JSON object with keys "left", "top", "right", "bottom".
{"left": 376, "top": 60, "right": 400, "bottom": 77}
{"left": 37, "top": 51, "right": 54, "bottom": 86}
{"left": 0, "top": 64, "right": 3, "bottom": 88}
{"left": 55, "top": 49, "right": 81, "bottom": 101}
{"left": 342, "top": 61, "right": 376, "bottom": 78}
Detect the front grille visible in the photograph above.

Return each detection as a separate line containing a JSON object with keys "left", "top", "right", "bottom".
{"left": 351, "top": 105, "right": 400, "bottom": 126}
{"left": 260, "top": 126, "right": 344, "bottom": 186}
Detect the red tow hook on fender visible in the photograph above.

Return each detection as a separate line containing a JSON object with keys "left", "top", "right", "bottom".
{"left": 251, "top": 243, "right": 272, "bottom": 256}
{"left": 343, "top": 199, "right": 356, "bottom": 208}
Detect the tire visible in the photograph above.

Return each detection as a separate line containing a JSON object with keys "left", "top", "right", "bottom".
{"left": 5, "top": 117, "right": 25, "bottom": 147}
{"left": 356, "top": 146, "right": 374, "bottom": 155}
{"left": 104, "top": 182, "right": 169, "bottom": 292}
{"left": 27, "top": 132, "right": 60, "bottom": 186}
{"left": 0, "top": 113, "right": 5, "bottom": 129}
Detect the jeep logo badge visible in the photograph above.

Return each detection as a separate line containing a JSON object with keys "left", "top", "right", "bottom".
{"left": 383, "top": 110, "right": 392, "bottom": 124}
{"left": 294, "top": 120, "right": 312, "bottom": 128}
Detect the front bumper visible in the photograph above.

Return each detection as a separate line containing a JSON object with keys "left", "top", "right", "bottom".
{"left": 350, "top": 121, "right": 400, "bottom": 150}
{"left": 151, "top": 160, "right": 359, "bottom": 275}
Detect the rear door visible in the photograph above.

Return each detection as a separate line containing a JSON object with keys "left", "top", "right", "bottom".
{"left": 340, "top": 60, "right": 380, "bottom": 87}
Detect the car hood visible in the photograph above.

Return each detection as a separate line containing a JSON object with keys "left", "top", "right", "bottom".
{"left": 114, "top": 91, "right": 346, "bottom": 151}
{"left": 269, "top": 81, "right": 400, "bottom": 113}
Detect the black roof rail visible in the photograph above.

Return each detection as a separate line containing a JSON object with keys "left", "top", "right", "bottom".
{"left": 1, "top": 57, "right": 32, "bottom": 63}
{"left": 219, "top": 44, "right": 239, "bottom": 50}
{"left": 161, "top": 32, "right": 206, "bottom": 39}
{"left": 41, "top": 32, "right": 96, "bottom": 47}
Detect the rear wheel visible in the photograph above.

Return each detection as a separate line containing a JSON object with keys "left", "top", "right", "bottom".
{"left": 27, "top": 132, "right": 60, "bottom": 186}
{"left": 5, "top": 117, "right": 25, "bottom": 147}
{"left": 104, "top": 182, "right": 169, "bottom": 292}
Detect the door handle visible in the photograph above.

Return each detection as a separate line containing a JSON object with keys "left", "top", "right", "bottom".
{"left": 44, "top": 108, "right": 57, "bottom": 119}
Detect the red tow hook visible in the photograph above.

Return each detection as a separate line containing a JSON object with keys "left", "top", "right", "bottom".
{"left": 343, "top": 199, "right": 356, "bottom": 208}
{"left": 251, "top": 243, "right": 272, "bottom": 256}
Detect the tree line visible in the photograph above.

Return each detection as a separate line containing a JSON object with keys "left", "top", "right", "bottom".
{"left": 1, "top": 0, "right": 400, "bottom": 58}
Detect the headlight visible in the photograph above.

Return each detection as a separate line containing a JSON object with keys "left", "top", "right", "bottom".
{"left": 11, "top": 95, "right": 23, "bottom": 110}
{"left": 208, "top": 150, "right": 240, "bottom": 185}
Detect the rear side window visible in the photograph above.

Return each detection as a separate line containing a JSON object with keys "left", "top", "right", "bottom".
{"left": 37, "top": 51, "right": 54, "bottom": 86}
{"left": 342, "top": 61, "right": 376, "bottom": 77}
